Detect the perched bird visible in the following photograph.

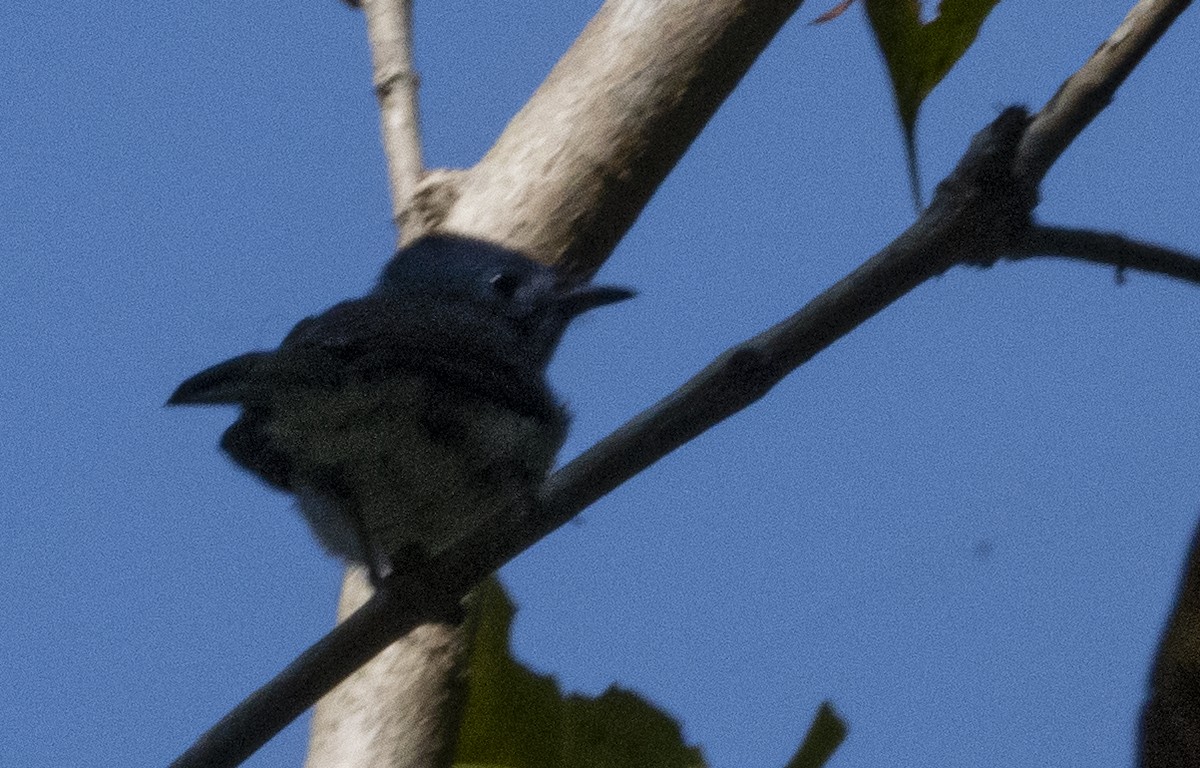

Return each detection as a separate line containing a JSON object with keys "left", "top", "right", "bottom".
{"left": 168, "top": 235, "right": 633, "bottom": 583}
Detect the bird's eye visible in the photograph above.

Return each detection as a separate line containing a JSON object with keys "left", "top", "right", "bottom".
{"left": 489, "top": 271, "right": 521, "bottom": 299}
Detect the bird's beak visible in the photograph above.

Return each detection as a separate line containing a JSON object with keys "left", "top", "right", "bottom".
{"left": 557, "top": 284, "right": 636, "bottom": 318}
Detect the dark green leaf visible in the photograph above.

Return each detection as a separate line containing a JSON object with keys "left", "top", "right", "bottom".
{"left": 784, "top": 702, "right": 847, "bottom": 768}
{"left": 865, "top": 0, "right": 1001, "bottom": 207}
{"left": 454, "top": 580, "right": 705, "bottom": 768}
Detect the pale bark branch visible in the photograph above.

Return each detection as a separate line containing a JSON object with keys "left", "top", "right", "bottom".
{"left": 308, "top": 3, "right": 443, "bottom": 766}
{"left": 360, "top": 0, "right": 424, "bottom": 233}
{"left": 170, "top": 101, "right": 1035, "bottom": 768}
{"left": 310, "top": 0, "right": 808, "bottom": 765}
{"left": 1015, "top": 0, "right": 1193, "bottom": 184}
{"left": 422, "top": 0, "right": 805, "bottom": 277}
{"left": 170, "top": 561, "right": 461, "bottom": 768}
{"left": 304, "top": 569, "right": 469, "bottom": 768}
{"left": 173, "top": 0, "right": 1197, "bottom": 765}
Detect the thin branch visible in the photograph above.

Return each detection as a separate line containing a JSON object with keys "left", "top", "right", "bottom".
{"left": 172, "top": 0, "right": 1198, "bottom": 764}
{"left": 303, "top": 7, "right": 476, "bottom": 768}
{"left": 527, "top": 107, "right": 1035, "bottom": 543}
{"left": 1016, "top": 0, "right": 1193, "bottom": 184}
{"left": 169, "top": 105, "right": 1036, "bottom": 768}
{"left": 170, "top": 567, "right": 460, "bottom": 768}
{"left": 544, "top": 0, "right": 1199, "bottom": 518}
{"left": 1011, "top": 225, "right": 1200, "bottom": 285}
{"left": 308, "top": 5, "right": 441, "bottom": 768}
{"left": 360, "top": 0, "right": 424, "bottom": 234}
{"left": 311, "top": 0, "right": 809, "bottom": 760}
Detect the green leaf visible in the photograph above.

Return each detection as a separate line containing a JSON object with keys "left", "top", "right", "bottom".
{"left": 864, "top": 0, "right": 1001, "bottom": 207}
{"left": 783, "top": 702, "right": 847, "bottom": 768}
{"left": 454, "top": 579, "right": 706, "bottom": 768}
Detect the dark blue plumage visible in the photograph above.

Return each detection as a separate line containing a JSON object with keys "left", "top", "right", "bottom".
{"left": 168, "top": 236, "right": 632, "bottom": 581}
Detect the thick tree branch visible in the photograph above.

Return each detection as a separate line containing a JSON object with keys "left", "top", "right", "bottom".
{"left": 175, "top": 0, "right": 1197, "bottom": 765}
{"left": 172, "top": 570, "right": 459, "bottom": 768}
{"left": 172, "top": 104, "right": 1037, "bottom": 768}
{"left": 419, "top": 0, "right": 805, "bottom": 278}
{"left": 303, "top": 569, "right": 469, "bottom": 768}
{"left": 306, "top": 6, "right": 447, "bottom": 764}
{"left": 310, "top": 0, "right": 809, "bottom": 764}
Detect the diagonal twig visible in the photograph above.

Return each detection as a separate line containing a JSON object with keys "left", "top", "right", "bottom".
{"left": 1011, "top": 224, "right": 1200, "bottom": 285}
{"left": 171, "top": 102, "right": 1037, "bottom": 768}
{"left": 1016, "top": 0, "right": 1193, "bottom": 184}
{"left": 170, "top": 1, "right": 1198, "bottom": 765}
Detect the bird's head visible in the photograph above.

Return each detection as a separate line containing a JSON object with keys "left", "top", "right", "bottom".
{"left": 375, "top": 236, "right": 634, "bottom": 368}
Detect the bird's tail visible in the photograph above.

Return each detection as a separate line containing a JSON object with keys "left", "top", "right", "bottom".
{"left": 166, "top": 352, "right": 270, "bottom": 405}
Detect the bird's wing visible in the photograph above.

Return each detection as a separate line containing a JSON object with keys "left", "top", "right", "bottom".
{"left": 280, "top": 296, "right": 563, "bottom": 424}
{"left": 164, "top": 299, "right": 382, "bottom": 407}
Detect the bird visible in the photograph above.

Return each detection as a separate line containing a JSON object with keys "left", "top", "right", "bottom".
{"left": 167, "top": 235, "right": 633, "bottom": 584}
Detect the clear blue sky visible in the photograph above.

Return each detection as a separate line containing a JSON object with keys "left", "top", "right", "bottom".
{"left": 4, "top": 3, "right": 1199, "bottom": 767}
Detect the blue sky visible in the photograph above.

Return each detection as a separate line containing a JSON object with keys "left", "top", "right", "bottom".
{"left": 4, "top": 2, "right": 1199, "bottom": 767}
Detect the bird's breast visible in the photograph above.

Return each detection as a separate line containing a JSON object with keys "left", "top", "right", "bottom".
{"left": 266, "top": 372, "right": 565, "bottom": 567}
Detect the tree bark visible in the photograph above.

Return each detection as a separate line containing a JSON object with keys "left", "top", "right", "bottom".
{"left": 305, "top": 570, "right": 469, "bottom": 768}
{"left": 306, "top": 0, "right": 806, "bottom": 765}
